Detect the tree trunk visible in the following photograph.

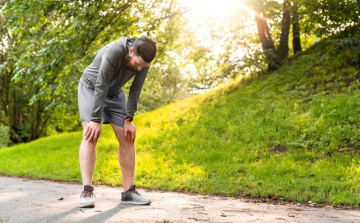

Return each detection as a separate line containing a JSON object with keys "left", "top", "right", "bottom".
{"left": 292, "top": 3, "right": 302, "bottom": 54}
{"left": 277, "top": 0, "right": 291, "bottom": 60}
{"left": 357, "top": 0, "right": 360, "bottom": 17}
{"left": 34, "top": 100, "right": 42, "bottom": 140}
{"left": 255, "top": 10, "right": 278, "bottom": 72}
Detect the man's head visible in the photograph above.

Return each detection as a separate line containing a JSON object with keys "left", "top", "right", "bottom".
{"left": 125, "top": 37, "right": 157, "bottom": 72}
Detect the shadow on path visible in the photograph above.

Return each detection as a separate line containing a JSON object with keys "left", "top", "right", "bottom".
{"left": 81, "top": 204, "right": 136, "bottom": 223}
{"left": 39, "top": 207, "right": 79, "bottom": 222}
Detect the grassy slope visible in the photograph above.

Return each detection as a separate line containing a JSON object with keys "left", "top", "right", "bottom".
{"left": 1, "top": 36, "right": 360, "bottom": 206}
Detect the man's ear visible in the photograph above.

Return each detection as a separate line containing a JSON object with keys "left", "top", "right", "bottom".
{"left": 129, "top": 47, "right": 134, "bottom": 56}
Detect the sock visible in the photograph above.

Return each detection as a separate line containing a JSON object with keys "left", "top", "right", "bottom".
{"left": 84, "top": 185, "right": 94, "bottom": 191}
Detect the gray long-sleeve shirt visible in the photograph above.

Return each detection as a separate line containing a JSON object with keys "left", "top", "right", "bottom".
{"left": 79, "top": 37, "right": 149, "bottom": 123}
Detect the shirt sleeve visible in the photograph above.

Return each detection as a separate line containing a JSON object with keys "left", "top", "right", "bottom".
{"left": 91, "top": 45, "right": 124, "bottom": 123}
{"left": 126, "top": 67, "right": 149, "bottom": 119}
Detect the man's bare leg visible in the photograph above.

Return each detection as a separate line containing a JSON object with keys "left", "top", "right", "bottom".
{"left": 111, "top": 124, "right": 135, "bottom": 191}
{"left": 111, "top": 124, "right": 151, "bottom": 204}
{"left": 79, "top": 122, "right": 97, "bottom": 186}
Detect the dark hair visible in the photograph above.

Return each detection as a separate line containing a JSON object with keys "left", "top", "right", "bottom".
{"left": 133, "top": 37, "right": 157, "bottom": 63}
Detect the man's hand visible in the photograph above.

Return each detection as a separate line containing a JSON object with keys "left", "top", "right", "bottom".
{"left": 85, "top": 121, "right": 101, "bottom": 142}
{"left": 124, "top": 119, "right": 136, "bottom": 143}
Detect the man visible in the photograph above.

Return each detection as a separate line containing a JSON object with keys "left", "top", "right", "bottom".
{"left": 77, "top": 36, "right": 157, "bottom": 208}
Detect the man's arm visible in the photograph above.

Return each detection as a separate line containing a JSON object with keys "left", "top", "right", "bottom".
{"left": 123, "top": 67, "right": 149, "bottom": 143}
{"left": 125, "top": 67, "right": 149, "bottom": 120}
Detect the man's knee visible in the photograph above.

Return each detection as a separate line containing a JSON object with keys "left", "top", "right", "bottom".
{"left": 120, "top": 140, "right": 135, "bottom": 147}
{"left": 84, "top": 138, "right": 98, "bottom": 144}
{"left": 81, "top": 134, "right": 98, "bottom": 148}
{"left": 119, "top": 140, "right": 135, "bottom": 150}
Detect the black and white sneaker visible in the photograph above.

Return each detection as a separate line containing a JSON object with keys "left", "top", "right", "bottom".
{"left": 121, "top": 185, "right": 151, "bottom": 205}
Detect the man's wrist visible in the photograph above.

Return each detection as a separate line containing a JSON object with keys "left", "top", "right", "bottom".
{"left": 125, "top": 116, "right": 133, "bottom": 122}
{"left": 90, "top": 119, "right": 101, "bottom": 124}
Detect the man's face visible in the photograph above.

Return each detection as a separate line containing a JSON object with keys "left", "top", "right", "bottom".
{"left": 125, "top": 47, "right": 151, "bottom": 72}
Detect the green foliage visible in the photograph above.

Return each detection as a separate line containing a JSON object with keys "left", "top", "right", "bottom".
{"left": 0, "top": 125, "right": 10, "bottom": 148}
{"left": 302, "top": 0, "right": 358, "bottom": 37}
{"left": 140, "top": 56, "right": 190, "bottom": 111}
{"left": 1, "top": 34, "right": 360, "bottom": 205}
{"left": 2, "top": 0, "right": 358, "bottom": 144}
{"left": 0, "top": 0, "right": 187, "bottom": 143}
{"left": 191, "top": 0, "right": 360, "bottom": 88}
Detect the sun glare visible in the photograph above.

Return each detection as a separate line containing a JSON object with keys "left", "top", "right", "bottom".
{"left": 179, "top": 0, "right": 241, "bottom": 19}
{"left": 177, "top": 0, "right": 259, "bottom": 80}
{"left": 177, "top": 0, "right": 258, "bottom": 40}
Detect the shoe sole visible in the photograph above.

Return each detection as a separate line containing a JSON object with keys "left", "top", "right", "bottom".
{"left": 79, "top": 201, "right": 95, "bottom": 208}
{"left": 121, "top": 200, "right": 151, "bottom": 205}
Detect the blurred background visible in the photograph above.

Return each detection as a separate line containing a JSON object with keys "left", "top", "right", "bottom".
{"left": 1, "top": 0, "right": 359, "bottom": 145}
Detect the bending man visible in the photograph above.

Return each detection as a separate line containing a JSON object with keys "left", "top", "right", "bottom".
{"left": 77, "top": 36, "right": 157, "bottom": 208}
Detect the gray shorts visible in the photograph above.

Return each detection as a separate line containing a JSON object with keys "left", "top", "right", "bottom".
{"left": 78, "top": 83, "right": 126, "bottom": 127}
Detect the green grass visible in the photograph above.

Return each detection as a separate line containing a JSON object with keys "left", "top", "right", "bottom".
{"left": 1, "top": 36, "right": 360, "bottom": 206}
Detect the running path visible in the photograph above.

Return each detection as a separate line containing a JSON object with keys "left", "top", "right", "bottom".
{"left": 0, "top": 176, "right": 359, "bottom": 223}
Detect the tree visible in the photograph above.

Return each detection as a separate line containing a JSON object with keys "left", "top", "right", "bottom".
{"left": 277, "top": 0, "right": 291, "bottom": 60}
{"left": 302, "top": 0, "right": 358, "bottom": 37}
{"left": 253, "top": 0, "right": 292, "bottom": 71}
{"left": 185, "top": 0, "right": 359, "bottom": 89}
{"left": 0, "top": 8, "right": 29, "bottom": 143}
{"left": 291, "top": 1, "right": 302, "bottom": 54}
{"left": 1, "top": 0, "right": 186, "bottom": 143}
{"left": 255, "top": 8, "right": 277, "bottom": 72}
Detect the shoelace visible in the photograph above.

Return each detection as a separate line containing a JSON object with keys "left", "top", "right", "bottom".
{"left": 81, "top": 189, "right": 95, "bottom": 198}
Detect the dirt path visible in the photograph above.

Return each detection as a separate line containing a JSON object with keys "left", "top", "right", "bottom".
{"left": 0, "top": 176, "right": 359, "bottom": 223}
